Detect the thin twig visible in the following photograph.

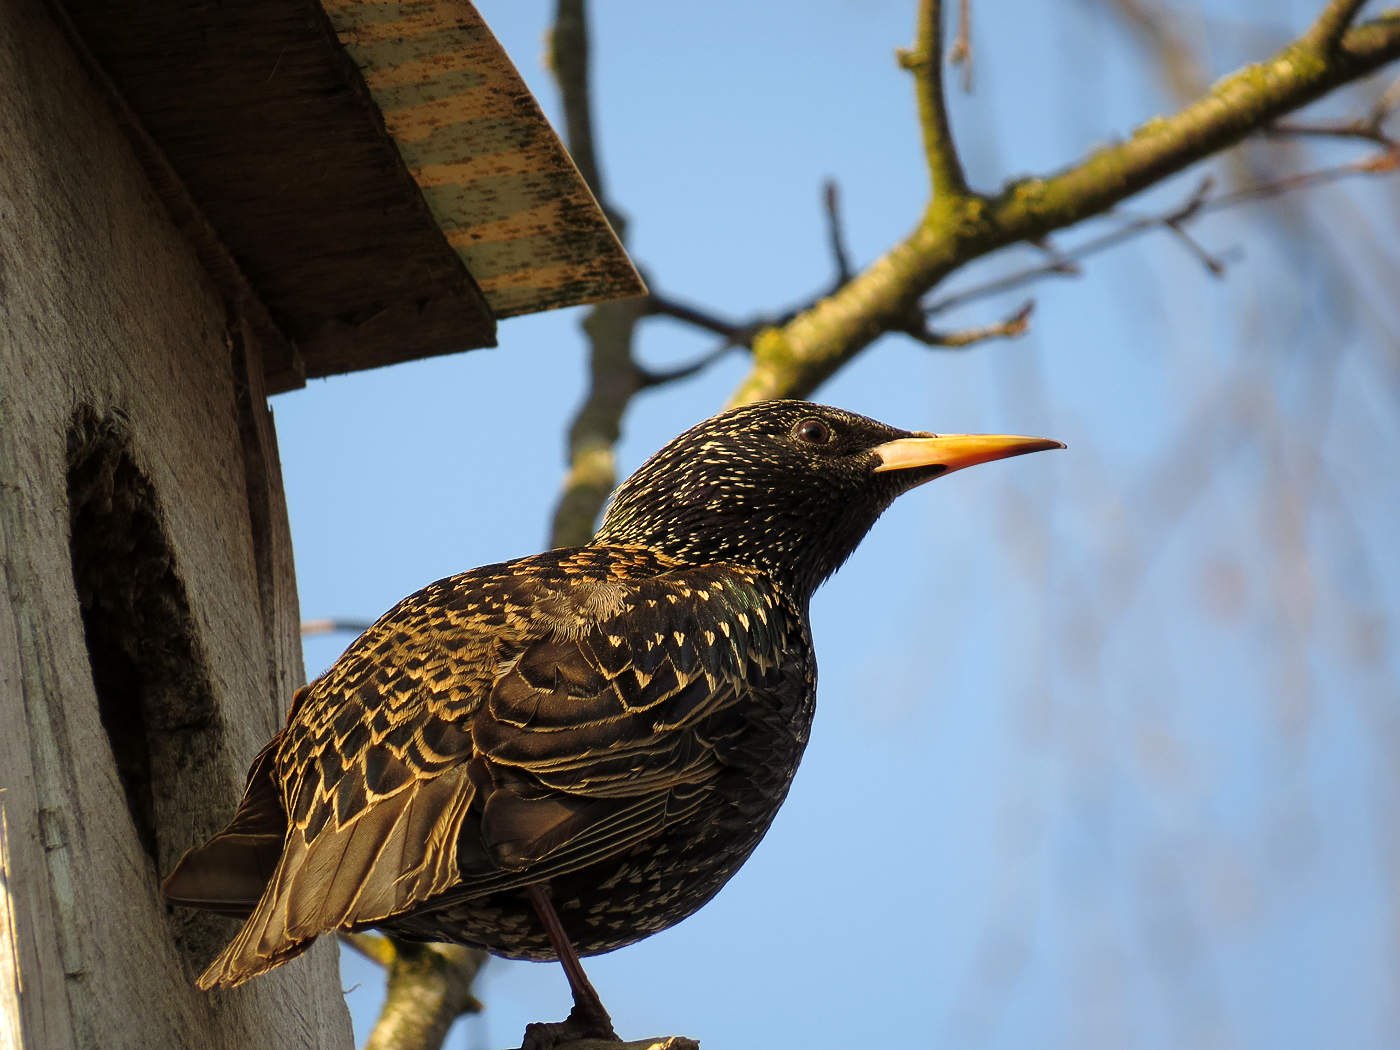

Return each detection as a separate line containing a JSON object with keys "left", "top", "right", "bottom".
{"left": 904, "top": 300, "right": 1034, "bottom": 348}
{"left": 1156, "top": 175, "right": 1226, "bottom": 275}
{"left": 923, "top": 150, "right": 1398, "bottom": 316}
{"left": 823, "top": 179, "right": 855, "bottom": 287}
{"left": 301, "top": 618, "right": 372, "bottom": 636}
{"left": 1267, "top": 117, "right": 1397, "bottom": 146}
{"left": 949, "top": 0, "right": 973, "bottom": 92}
{"left": 1163, "top": 215, "right": 1227, "bottom": 276}
{"left": 638, "top": 342, "right": 740, "bottom": 388}
{"left": 1370, "top": 73, "right": 1400, "bottom": 123}
{"left": 925, "top": 176, "right": 1213, "bottom": 314}
{"left": 1027, "top": 238, "right": 1082, "bottom": 276}
{"left": 644, "top": 293, "right": 753, "bottom": 345}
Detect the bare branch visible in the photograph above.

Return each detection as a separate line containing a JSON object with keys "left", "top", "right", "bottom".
{"left": 548, "top": 0, "right": 648, "bottom": 549}
{"left": 547, "top": 0, "right": 611, "bottom": 225}
{"left": 924, "top": 150, "right": 1398, "bottom": 316}
{"left": 949, "top": 0, "right": 973, "bottom": 92}
{"left": 1155, "top": 176, "right": 1227, "bottom": 275}
{"left": 1370, "top": 72, "right": 1400, "bottom": 121}
{"left": 1267, "top": 117, "right": 1397, "bottom": 146}
{"left": 904, "top": 300, "right": 1034, "bottom": 348}
{"left": 1234, "top": 144, "right": 1400, "bottom": 183}
{"left": 1163, "top": 214, "right": 1228, "bottom": 276}
{"left": 1308, "top": 0, "right": 1371, "bottom": 53}
{"left": 923, "top": 180, "right": 1212, "bottom": 314}
{"left": 823, "top": 179, "right": 855, "bottom": 287}
{"left": 638, "top": 343, "right": 739, "bottom": 388}
{"left": 644, "top": 292, "right": 753, "bottom": 345}
{"left": 1027, "top": 238, "right": 1083, "bottom": 276}
{"left": 898, "top": 0, "right": 972, "bottom": 201}
{"left": 300, "top": 618, "right": 372, "bottom": 636}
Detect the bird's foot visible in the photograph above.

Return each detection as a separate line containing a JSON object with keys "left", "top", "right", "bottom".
{"left": 521, "top": 1003, "right": 620, "bottom": 1050}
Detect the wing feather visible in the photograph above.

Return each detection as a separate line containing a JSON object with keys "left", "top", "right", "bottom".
{"left": 188, "top": 550, "right": 800, "bottom": 986}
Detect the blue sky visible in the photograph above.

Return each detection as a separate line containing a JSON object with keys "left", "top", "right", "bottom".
{"left": 275, "top": 3, "right": 1400, "bottom": 1048}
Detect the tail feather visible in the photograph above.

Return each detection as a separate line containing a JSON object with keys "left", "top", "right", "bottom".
{"left": 163, "top": 737, "right": 285, "bottom": 918}
{"left": 193, "top": 765, "right": 477, "bottom": 988}
{"left": 195, "top": 836, "right": 317, "bottom": 989}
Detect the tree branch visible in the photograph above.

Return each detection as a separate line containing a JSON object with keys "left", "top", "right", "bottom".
{"left": 728, "top": 9, "right": 1400, "bottom": 406}
{"left": 924, "top": 149, "right": 1396, "bottom": 315}
{"left": 550, "top": 0, "right": 609, "bottom": 225}
{"left": 823, "top": 179, "right": 856, "bottom": 288}
{"left": 648, "top": 175, "right": 871, "bottom": 344}
{"left": 361, "top": 941, "right": 486, "bottom": 1050}
{"left": 639, "top": 343, "right": 739, "bottom": 388}
{"left": 1308, "top": 0, "right": 1371, "bottom": 53}
{"left": 1370, "top": 71, "right": 1400, "bottom": 120}
{"left": 899, "top": 0, "right": 972, "bottom": 202}
{"left": 903, "top": 300, "right": 1034, "bottom": 348}
{"left": 547, "top": 0, "right": 649, "bottom": 550}
{"left": 300, "top": 618, "right": 372, "bottom": 636}
{"left": 644, "top": 292, "right": 753, "bottom": 345}
{"left": 948, "top": 0, "right": 974, "bottom": 92}
{"left": 1267, "top": 116, "right": 1397, "bottom": 146}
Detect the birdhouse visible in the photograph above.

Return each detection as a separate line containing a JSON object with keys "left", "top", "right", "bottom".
{"left": 0, "top": 0, "right": 640, "bottom": 1046}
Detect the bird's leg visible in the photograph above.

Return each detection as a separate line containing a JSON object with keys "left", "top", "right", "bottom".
{"left": 522, "top": 883, "right": 620, "bottom": 1047}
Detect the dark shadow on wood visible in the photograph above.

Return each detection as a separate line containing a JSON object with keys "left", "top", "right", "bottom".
{"left": 65, "top": 407, "right": 232, "bottom": 962}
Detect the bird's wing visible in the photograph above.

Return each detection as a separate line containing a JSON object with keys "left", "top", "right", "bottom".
{"left": 186, "top": 562, "right": 523, "bottom": 987}
{"left": 450, "top": 562, "right": 802, "bottom": 898}
{"left": 190, "top": 553, "right": 798, "bottom": 987}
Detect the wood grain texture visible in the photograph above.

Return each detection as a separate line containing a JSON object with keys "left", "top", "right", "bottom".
{"left": 0, "top": 0, "right": 352, "bottom": 1044}
{"left": 323, "top": 0, "right": 645, "bottom": 318}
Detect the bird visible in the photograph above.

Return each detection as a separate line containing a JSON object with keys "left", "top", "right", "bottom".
{"left": 163, "top": 399, "right": 1062, "bottom": 1045}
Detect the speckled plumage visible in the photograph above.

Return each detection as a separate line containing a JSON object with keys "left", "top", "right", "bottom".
{"left": 164, "top": 400, "right": 1060, "bottom": 1036}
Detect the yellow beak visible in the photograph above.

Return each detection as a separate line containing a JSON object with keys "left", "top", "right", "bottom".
{"left": 872, "top": 432, "right": 1065, "bottom": 478}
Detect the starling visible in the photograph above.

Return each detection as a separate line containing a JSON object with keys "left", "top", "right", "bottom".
{"left": 164, "top": 399, "right": 1061, "bottom": 1044}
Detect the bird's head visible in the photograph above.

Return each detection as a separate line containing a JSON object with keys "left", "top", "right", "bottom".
{"left": 594, "top": 400, "right": 1063, "bottom": 600}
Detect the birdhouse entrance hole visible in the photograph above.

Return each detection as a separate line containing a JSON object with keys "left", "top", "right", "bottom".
{"left": 66, "top": 408, "right": 222, "bottom": 875}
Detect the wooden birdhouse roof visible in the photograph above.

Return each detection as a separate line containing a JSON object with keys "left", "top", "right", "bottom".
{"left": 58, "top": 0, "right": 643, "bottom": 392}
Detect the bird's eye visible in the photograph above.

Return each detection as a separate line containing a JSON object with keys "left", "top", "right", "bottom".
{"left": 792, "top": 417, "right": 834, "bottom": 446}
